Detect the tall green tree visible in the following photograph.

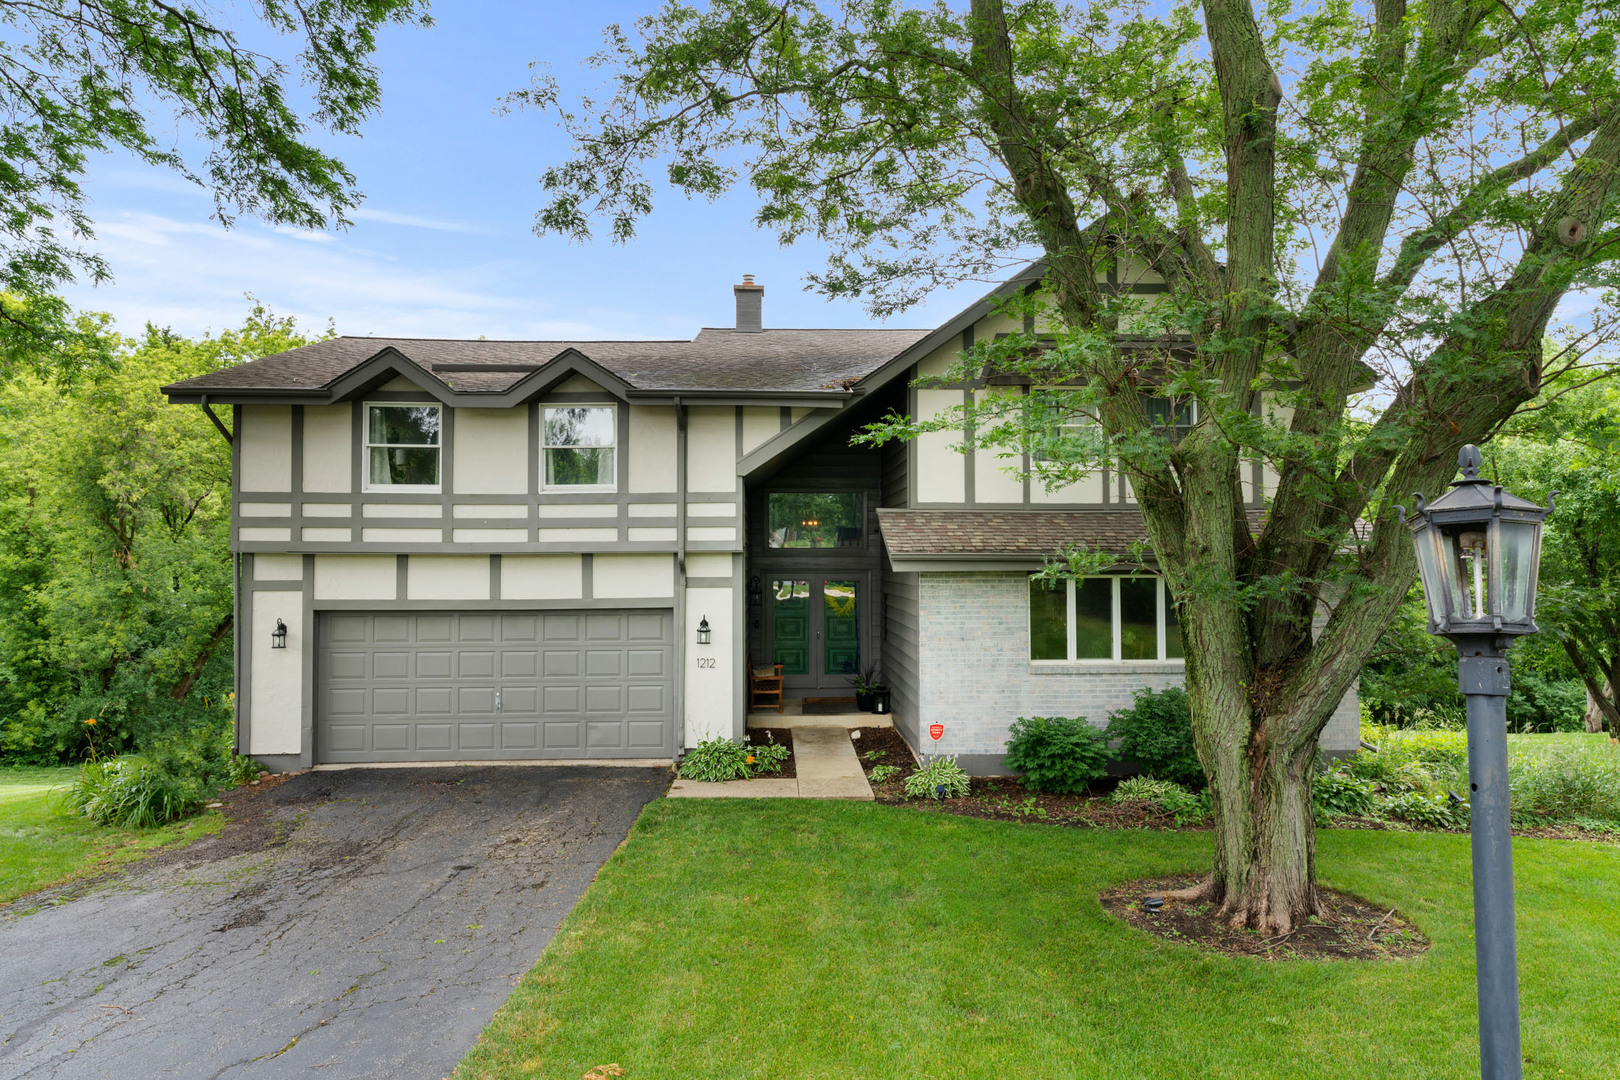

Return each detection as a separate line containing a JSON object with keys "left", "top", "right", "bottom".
{"left": 525, "top": 0, "right": 1620, "bottom": 930}
{"left": 1492, "top": 380, "right": 1620, "bottom": 736}
{"left": 0, "top": 0, "right": 429, "bottom": 377}
{"left": 0, "top": 307, "right": 317, "bottom": 761}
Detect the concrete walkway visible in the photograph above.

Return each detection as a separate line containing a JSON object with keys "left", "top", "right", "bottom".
{"left": 668, "top": 728, "right": 873, "bottom": 800}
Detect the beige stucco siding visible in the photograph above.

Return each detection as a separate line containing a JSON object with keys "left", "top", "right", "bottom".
{"left": 407, "top": 555, "right": 490, "bottom": 600}
{"left": 594, "top": 554, "right": 675, "bottom": 599}
{"left": 240, "top": 406, "right": 292, "bottom": 493}
{"left": 628, "top": 406, "right": 678, "bottom": 493}
{"left": 249, "top": 593, "right": 301, "bottom": 755}
{"left": 302, "top": 405, "right": 352, "bottom": 493}
{"left": 453, "top": 408, "right": 529, "bottom": 494}
{"left": 501, "top": 554, "right": 583, "bottom": 599}
{"left": 686, "top": 407, "right": 737, "bottom": 493}
{"left": 313, "top": 555, "right": 396, "bottom": 600}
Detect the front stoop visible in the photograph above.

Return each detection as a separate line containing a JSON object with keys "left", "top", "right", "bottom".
{"left": 668, "top": 727, "right": 873, "bottom": 801}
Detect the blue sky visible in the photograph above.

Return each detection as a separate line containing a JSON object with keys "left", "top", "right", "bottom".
{"left": 58, "top": 3, "right": 996, "bottom": 345}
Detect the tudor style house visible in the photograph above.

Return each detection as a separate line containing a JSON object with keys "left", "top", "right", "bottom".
{"left": 164, "top": 264, "right": 1359, "bottom": 775}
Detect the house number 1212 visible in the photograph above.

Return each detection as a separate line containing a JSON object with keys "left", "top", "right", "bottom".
{"left": 695, "top": 657, "right": 716, "bottom": 669}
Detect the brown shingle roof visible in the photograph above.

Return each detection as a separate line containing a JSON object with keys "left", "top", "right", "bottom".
{"left": 163, "top": 327, "right": 932, "bottom": 397}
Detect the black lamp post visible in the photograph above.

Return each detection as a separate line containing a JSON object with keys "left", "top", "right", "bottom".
{"left": 1401, "top": 445, "right": 1554, "bottom": 1080}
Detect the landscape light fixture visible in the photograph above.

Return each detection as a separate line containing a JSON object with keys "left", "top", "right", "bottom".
{"left": 1401, "top": 444, "right": 1554, "bottom": 1080}
{"left": 696, "top": 617, "right": 711, "bottom": 646}
{"left": 271, "top": 619, "right": 289, "bottom": 650}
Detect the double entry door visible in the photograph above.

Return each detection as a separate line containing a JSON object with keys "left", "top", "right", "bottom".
{"left": 768, "top": 574, "right": 867, "bottom": 695}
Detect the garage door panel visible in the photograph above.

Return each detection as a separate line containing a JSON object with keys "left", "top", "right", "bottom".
{"left": 416, "top": 724, "right": 453, "bottom": 751}
{"left": 501, "top": 614, "right": 539, "bottom": 641}
{"left": 372, "top": 724, "right": 411, "bottom": 751}
{"left": 584, "top": 650, "right": 622, "bottom": 677}
{"left": 502, "top": 687, "right": 538, "bottom": 713}
{"left": 458, "top": 651, "right": 496, "bottom": 678}
{"left": 627, "top": 685, "right": 665, "bottom": 713}
{"left": 501, "top": 651, "right": 538, "bottom": 677}
{"left": 417, "top": 652, "right": 453, "bottom": 678}
{"left": 586, "top": 721, "right": 624, "bottom": 748}
{"left": 585, "top": 614, "right": 622, "bottom": 640}
{"left": 372, "top": 688, "right": 411, "bottom": 715}
{"left": 318, "top": 609, "right": 672, "bottom": 763}
{"left": 544, "top": 721, "right": 581, "bottom": 749}
{"left": 416, "top": 687, "right": 453, "bottom": 713}
{"left": 500, "top": 722, "right": 539, "bottom": 750}
{"left": 459, "top": 687, "right": 496, "bottom": 714}
{"left": 458, "top": 723, "right": 497, "bottom": 750}
{"left": 373, "top": 651, "right": 411, "bottom": 679}
{"left": 373, "top": 616, "right": 411, "bottom": 642}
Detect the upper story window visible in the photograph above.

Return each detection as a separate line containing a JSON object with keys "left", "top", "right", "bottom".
{"left": 365, "top": 404, "right": 441, "bottom": 491}
{"left": 1029, "top": 575, "right": 1183, "bottom": 662}
{"left": 1146, "top": 396, "right": 1196, "bottom": 436}
{"left": 767, "top": 492, "right": 863, "bottom": 548}
{"left": 543, "top": 406, "right": 617, "bottom": 490}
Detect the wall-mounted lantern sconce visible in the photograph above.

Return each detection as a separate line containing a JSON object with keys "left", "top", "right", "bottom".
{"left": 696, "top": 616, "right": 711, "bottom": 646}
{"left": 271, "top": 619, "right": 289, "bottom": 650}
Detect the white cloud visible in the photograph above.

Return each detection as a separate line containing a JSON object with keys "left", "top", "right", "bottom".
{"left": 351, "top": 207, "right": 480, "bottom": 233}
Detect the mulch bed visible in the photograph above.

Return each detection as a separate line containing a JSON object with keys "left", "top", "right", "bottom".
{"left": 746, "top": 727, "right": 795, "bottom": 780}
{"left": 852, "top": 726, "right": 915, "bottom": 796}
{"left": 1100, "top": 875, "right": 1431, "bottom": 961}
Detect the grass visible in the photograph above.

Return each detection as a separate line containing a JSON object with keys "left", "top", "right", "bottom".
{"left": 0, "top": 766, "right": 223, "bottom": 904}
{"left": 455, "top": 799, "right": 1620, "bottom": 1080}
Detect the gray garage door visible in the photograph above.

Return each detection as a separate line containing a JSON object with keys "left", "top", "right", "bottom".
{"left": 316, "top": 610, "right": 674, "bottom": 763}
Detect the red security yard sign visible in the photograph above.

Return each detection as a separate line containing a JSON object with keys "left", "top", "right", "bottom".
{"left": 928, "top": 724, "right": 944, "bottom": 742}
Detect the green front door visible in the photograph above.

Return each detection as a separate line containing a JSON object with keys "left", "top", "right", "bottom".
{"left": 769, "top": 575, "right": 864, "bottom": 693}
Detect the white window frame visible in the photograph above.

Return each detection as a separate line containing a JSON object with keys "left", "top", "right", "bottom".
{"left": 540, "top": 403, "right": 618, "bottom": 493}
{"left": 1029, "top": 575, "right": 1182, "bottom": 663}
{"left": 362, "top": 401, "right": 442, "bottom": 494}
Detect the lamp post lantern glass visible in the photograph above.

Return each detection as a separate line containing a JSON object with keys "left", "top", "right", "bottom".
{"left": 1402, "top": 444, "right": 1553, "bottom": 1080}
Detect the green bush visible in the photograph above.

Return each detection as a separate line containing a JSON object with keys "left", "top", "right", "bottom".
{"left": 1508, "top": 743, "right": 1620, "bottom": 823}
{"left": 1104, "top": 687, "right": 1203, "bottom": 787}
{"left": 61, "top": 757, "right": 201, "bottom": 827}
{"left": 677, "top": 737, "right": 791, "bottom": 782}
{"left": 904, "top": 756, "right": 971, "bottom": 800}
{"left": 1506, "top": 671, "right": 1587, "bottom": 733}
{"left": 869, "top": 764, "right": 901, "bottom": 783}
{"left": 1313, "top": 768, "right": 1375, "bottom": 820}
{"left": 1380, "top": 790, "right": 1469, "bottom": 829}
{"left": 59, "top": 715, "right": 259, "bottom": 827}
{"left": 1108, "top": 775, "right": 1208, "bottom": 824}
{"left": 1003, "top": 715, "right": 1112, "bottom": 794}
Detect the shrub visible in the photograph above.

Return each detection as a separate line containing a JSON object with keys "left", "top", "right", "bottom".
{"left": 1380, "top": 790, "right": 1469, "bottom": 829}
{"left": 1109, "top": 775, "right": 1209, "bottom": 824}
{"left": 1003, "top": 715, "right": 1112, "bottom": 794}
{"left": 1508, "top": 743, "right": 1620, "bottom": 823}
{"left": 59, "top": 716, "right": 260, "bottom": 827}
{"left": 1104, "top": 687, "right": 1203, "bottom": 787}
{"left": 61, "top": 757, "right": 201, "bottom": 827}
{"left": 677, "top": 737, "right": 790, "bottom": 782}
{"left": 1506, "top": 672, "right": 1587, "bottom": 733}
{"left": 1313, "top": 769, "right": 1375, "bottom": 820}
{"left": 869, "top": 764, "right": 901, "bottom": 783}
{"left": 904, "top": 756, "right": 971, "bottom": 800}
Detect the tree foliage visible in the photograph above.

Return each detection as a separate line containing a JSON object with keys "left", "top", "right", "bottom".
{"left": 0, "top": 306, "right": 319, "bottom": 762}
{"left": 529, "top": 0, "right": 1620, "bottom": 931}
{"left": 0, "top": 0, "right": 429, "bottom": 377}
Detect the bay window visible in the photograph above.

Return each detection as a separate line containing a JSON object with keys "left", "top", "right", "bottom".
{"left": 1029, "top": 575, "right": 1183, "bottom": 662}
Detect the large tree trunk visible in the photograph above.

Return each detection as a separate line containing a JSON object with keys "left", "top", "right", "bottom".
{"left": 1586, "top": 683, "right": 1608, "bottom": 735}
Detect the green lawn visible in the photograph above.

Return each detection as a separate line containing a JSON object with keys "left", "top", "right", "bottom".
{"left": 0, "top": 766, "right": 222, "bottom": 904}
{"left": 456, "top": 799, "right": 1620, "bottom": 1080}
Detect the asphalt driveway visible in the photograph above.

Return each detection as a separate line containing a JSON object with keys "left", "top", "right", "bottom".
{"left": 0, "top": 765, "right": 670, "bottom": 1079}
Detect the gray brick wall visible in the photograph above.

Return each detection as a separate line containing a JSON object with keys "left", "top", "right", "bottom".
{"left": 915, "top": 572, "right": 1360, "bottom": 773}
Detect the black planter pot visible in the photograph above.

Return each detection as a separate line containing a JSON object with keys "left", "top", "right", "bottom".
{"left": 854, "top": 690, "right": 875, "bottom": 712}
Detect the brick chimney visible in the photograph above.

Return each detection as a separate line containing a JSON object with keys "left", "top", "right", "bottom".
{"left": 734, "top": 274, "right": 763, "bottom": 333}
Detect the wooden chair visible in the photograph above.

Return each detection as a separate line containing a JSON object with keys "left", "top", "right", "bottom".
{"left": 749, "top": 659, "right": 785, "bottom": 714}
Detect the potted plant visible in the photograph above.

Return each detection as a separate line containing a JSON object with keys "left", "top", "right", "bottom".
{"left": 848, "top": 663, "right": 887, "bottom": 712}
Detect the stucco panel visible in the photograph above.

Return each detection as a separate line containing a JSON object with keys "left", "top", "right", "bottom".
{"left": 239, "top": 406, "right": 292, "bottom": 493}
{"left": 302, "top": 404, "right": 352, "bottom": 493}
{"left": 628, "top": 406, "right": 678, "bottom": 493}
{"left": 915, "top": 389, "right": 965, "bottom": 503}
{"left": 501, "top": 554, "right": 583, "bottom": 599}
{"left": 249, "top": 593, "right": 301, "bottom": 755}
{"left": 593, "top": 553, "right": 675, "bottom": 599}
{"left": 314, "top": 555, "right": 396, "bottom": 600}
{"left": 453, "top": 407, "right": 529, "bottom": 494}
{"left": 686, "top": 406, "right": 737, "bottom": 493}
{"left": 407, "top": 555, "right": 491, "bottom": 600}
{"left": 684, "top": 586, "right": 733, "bottom": 746}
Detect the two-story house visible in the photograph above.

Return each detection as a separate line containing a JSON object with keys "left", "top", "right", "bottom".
{"left": 164, "top": 263, "right": 1359, "bottom": 775}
